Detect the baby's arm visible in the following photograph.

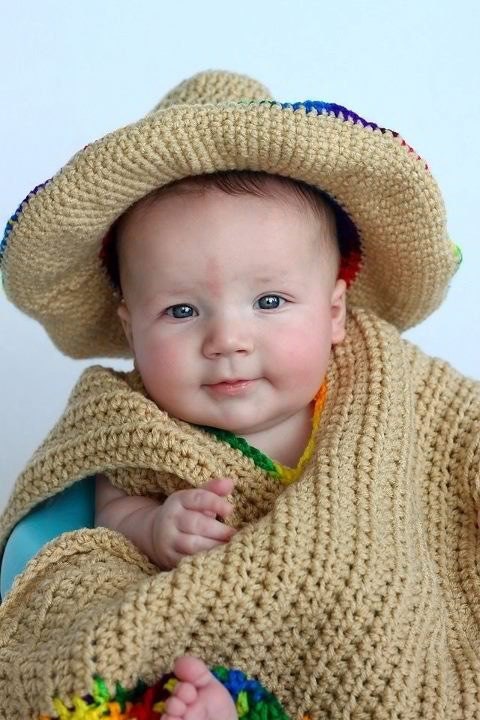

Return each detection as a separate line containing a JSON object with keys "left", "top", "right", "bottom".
{"left": 95, "top": 474, "right": 236, "bottom": 570}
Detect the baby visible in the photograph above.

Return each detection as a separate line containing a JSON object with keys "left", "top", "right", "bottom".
{"left": 95, "top": 170, "right": 346, "bottom": 719}
{"left": 2, "top": 70, "right": 478, "bottom": 720}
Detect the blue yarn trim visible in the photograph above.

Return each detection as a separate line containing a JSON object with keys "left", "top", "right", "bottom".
{"left": 212, "top": 666, "right": 290, "bottom": 719}
{"left": 281, "top": 99, "right": 382, "bottom": 131}
{"left": 0, "top": 179, "right": 52, "bottom": 268}
{"left": 237, "top": 98, "right": 385, "bottom": 133}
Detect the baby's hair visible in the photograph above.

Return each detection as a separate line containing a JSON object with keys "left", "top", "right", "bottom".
{"left": 101, "top": 171, "right": 361, "bottom": 292}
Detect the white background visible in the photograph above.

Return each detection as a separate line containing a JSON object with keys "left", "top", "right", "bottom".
{"left": 1, "top": 0, "right": 479, "bottom": 510}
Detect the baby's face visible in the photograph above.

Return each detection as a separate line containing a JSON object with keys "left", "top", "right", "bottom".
{"left": 117, "top": 187, "right": 346, "bottom": 437}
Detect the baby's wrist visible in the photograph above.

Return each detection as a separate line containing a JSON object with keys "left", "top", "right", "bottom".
{"left": 150, "top": 505, "right": 179, "bottom": 570}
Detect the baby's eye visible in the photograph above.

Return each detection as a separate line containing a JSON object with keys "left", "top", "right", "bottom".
{"left": 165, "top": 304, "right": 198, "bottom": 319}
{"left": 255, "top": 295, "right": 286, "bottom": 310}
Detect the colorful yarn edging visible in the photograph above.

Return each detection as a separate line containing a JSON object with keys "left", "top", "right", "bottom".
{"left": 37, "top": 666, "right": 291, "bottom": 720}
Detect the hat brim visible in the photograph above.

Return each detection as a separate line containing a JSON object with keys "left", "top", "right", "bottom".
{"left": 2, "top": 101, "right": 458, "bottom": 358}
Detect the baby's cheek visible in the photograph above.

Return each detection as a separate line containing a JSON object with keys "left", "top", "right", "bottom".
{"left": 136, "top": 334, "right": 186, "bottom": 389}
{"left": 271, "top": 327, "right": 331, "bottom": 386}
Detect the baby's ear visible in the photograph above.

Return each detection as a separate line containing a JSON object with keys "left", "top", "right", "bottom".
{"left": 331, "top": 278, "right": 347, "bottom": 345}
{"left": 117, "top": 300, "right": 134, "bottom": 350}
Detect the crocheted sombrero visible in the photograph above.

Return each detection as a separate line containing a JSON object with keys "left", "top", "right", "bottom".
{"left": 0, "top": 70, "right": 461, "bottom": 358}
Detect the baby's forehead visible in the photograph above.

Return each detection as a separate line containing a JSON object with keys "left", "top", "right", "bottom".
{"left": 125, "top": 196, "right": 332, "bottom": 259}
{"left": 120, "top": 171, "right": 336, "bottom": 227}
{"left": 109, "top": 172, "right": 345, "bottom": 295}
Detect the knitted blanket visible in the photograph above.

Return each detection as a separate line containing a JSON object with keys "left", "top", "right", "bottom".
{"left": 0, "top": 309, "right": 479, "bottom": 719}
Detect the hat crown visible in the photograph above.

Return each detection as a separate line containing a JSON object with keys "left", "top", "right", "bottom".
{"left": 150, "top": 70, "right": 272, "bottom": 113}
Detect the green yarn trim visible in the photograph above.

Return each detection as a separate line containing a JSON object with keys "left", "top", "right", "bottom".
{"left": 91, "top": 674, "right": 148, "bottom": 708}
{"left": 454, "top": 244, "right": 463, "bottom": 268}
{"left": 201, "top": 426, "right": 278, "bottom": 474}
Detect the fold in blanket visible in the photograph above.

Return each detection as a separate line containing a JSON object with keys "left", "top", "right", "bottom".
{"left": 0, "top": 309, "right": 479, "bottom": 719}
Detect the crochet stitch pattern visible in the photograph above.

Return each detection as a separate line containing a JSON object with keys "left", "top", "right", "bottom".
{"left": 37, "top": 667, "right": 291, "bottom": 720}
{"left": 242, "top": 99, "right": 427, "bottom": 165}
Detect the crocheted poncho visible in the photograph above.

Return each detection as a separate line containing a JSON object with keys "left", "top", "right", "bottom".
{"left": 0, "top": 309, "right": 479, "bottom": 719}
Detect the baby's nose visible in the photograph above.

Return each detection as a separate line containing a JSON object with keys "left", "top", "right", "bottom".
{"left": 201, "top": 317, "right": 254, "bottom": 358}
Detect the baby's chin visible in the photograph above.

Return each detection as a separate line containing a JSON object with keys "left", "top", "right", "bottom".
{"left": 190, "top": 416, "right": 264, "bottom": 435}
{"left": 160, "top": 390, "right": 293, "bottom": 436}
{"left": 181, "top": 410, "right": 288, "bottom": 439}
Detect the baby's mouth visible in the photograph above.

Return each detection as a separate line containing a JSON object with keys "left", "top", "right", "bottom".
{"left": 205, "top": 379, "right": 256, "bottom": 396}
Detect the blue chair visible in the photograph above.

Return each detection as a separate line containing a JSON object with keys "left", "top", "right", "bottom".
{"left": 0, "top": 476, "right": 95, "bottom": 599}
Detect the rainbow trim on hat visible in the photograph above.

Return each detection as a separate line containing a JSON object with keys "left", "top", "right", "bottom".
{"left": 37, "top": 666, "right": 291, "bottom": 719}
{"left": 203, "top": 382, "right": 327, "bottom": 485}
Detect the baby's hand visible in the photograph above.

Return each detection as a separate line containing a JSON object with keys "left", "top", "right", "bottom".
{"left": 152, "top": 477, "right": 236, "bottom": 570}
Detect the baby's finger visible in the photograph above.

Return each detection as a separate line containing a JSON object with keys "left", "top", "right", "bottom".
{"left": 180, "top": 489, "right": 233, "bottom": 519}
{"left": 174, "top": 532, "right": 230, "bottom": 556}
{"left": 201, "top": 476, "right": 235, "bottom": 497}
{"left": 176, "top": 509, "right": 236, "bottom": 541}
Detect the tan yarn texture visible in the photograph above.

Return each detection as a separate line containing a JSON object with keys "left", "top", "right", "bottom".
{"left": 1, "top": 70, "right": 459, "bottom": 358}
{"left": 0, "top": 309, "right": 479, "bottom": 719}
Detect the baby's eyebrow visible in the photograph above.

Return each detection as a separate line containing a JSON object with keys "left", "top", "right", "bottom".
{"left": 144, "top": 282, "right": 197, "bottom": 297}
{"left": 253, "top": 275, "right": 276, "bottom": 284}
{"left": 160, "top": 284, "right": 196, "bottom": 294}
{"left": 251, "top": 269, "right": 290, "bottom": 283}
{"left": 167, "top": 276, "right": 285, "bottom": 291}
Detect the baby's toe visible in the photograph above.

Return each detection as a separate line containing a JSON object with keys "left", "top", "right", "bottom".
{"left": 164, "top": 694, "right": 187, "bottom": 716}
{"left": 173, "top": 680, "right": 197, "bottom": 704}
{"left": 173, "top": 655, "right": 211, "bottom": 688}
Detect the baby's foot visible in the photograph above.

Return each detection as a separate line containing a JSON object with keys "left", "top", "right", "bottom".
{"left": 161, "top": 655, "right": 238, "bottom": 720}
